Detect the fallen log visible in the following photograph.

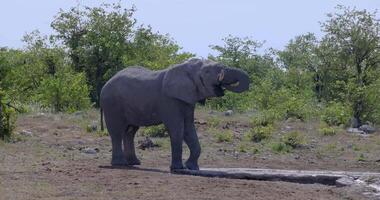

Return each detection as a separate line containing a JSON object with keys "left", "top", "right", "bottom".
{"left": 172, "top": 168, "right": 380, "bottom": 186}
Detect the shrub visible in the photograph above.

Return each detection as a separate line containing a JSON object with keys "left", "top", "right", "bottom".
{"left": 270, "top": 142, "right": 292, "bottom": 153}
{"left": 250, "top": 111, "right": 278, "bottom": 127}
{"left": 214, "top": 130, "right": 234, "bottom": 143}
{"left": 207, "top": 116, "right": 221, "bottom": 128}
{"left": 248, "top": 125, "right": 273, "bottom": 142}
{"left": 36, "top": 69, "right": 91, "bottom": 113}
{"left": 0, "top": 90, "right": 16, "bottom": 141}
{"left": 321, "top": 101, "right": 352, "bottom": 126}
{"left": 282, "top": 131, "right": 305, "bottom": 148}
{"left": 141, "top": 124, "right": 168, "bottom": 137}
{"left": 319, "top": 127, "right": 336, "bottom": 136}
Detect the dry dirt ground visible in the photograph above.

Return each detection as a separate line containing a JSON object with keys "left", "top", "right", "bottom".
{"left": 1, "top": 109, "right": 380, "bottom": 200}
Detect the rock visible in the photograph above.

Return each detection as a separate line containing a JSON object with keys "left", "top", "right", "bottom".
{"left": 19, "top": 130, "right": 33, "bottom": 137}
{"left": 74, "top": 111, "right": 83, "bottom": 116}
{"left": 359, "top": 125, "right": 376, "bottom": 134}
{"left": 336, "top": 176, "right": 356, "bottom": 186}
{"left": 347, "top": 128, "right": 365, "bottom": 134}
{"left": 138, "top": 137, "right": 158, "bottom": 150}
{"left": 81, "top": 147, "right": 99, "bottom": 154}
{"left": 194, "top": 119, "right": 207, "bottom": 125}
{"left": 224, "top": 110, "right": 233, "bottom": 116}
{"left": 350, "top": 117, "right": 360, "bottom": 128}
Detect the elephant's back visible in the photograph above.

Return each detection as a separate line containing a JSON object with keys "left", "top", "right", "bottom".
{"left": 100, "top": 66, "right": 165, "bottom": 106}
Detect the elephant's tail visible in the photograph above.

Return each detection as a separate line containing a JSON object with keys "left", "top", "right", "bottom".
{"left": 100, "top": 107, "right": 104, "bottom": 131}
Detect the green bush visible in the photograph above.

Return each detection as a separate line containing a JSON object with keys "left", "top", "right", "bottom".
{"left": 36, "top": 69, "right": 91, "bottom": 113}
{"left": 0, "top": 90, "right": 16, "bottom": 141}
{"left": 321, "top": 101, "right": 352, "bottom": 126}
{"left": 248, "top": 125, "right": 273, "bottom": 142}
{"left": 141, "top": 124, "right": 168, "bottom": 137}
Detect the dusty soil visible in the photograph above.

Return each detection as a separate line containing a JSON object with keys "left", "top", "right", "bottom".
{"left": 1, "top": 110, "right": 379, "bottom": 200}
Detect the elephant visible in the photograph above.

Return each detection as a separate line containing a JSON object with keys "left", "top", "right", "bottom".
{"left": 100, "top": 58, "right": 250, "bottom": 171}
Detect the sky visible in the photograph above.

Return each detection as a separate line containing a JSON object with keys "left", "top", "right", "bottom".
{"left": 0, "top": 0, "right": 379, "bottom": 57}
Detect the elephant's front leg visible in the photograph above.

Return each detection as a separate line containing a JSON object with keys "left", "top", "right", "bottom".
{"left": 164, "top": 118, "right": 185, "bottom": 171}
{"left": 184, "top": 122, "right": 201, "bottom": 170}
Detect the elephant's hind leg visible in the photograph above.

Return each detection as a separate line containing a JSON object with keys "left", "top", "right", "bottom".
{"left": 123, "top": 125, "right": 141, "bottom": 165}
{"left": 104, "top": 114, "right": 129, "bottom": 166}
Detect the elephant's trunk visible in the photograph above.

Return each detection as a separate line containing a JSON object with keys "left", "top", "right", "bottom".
{"left": 221, "top": 67, "right": 250, "bottom": 93}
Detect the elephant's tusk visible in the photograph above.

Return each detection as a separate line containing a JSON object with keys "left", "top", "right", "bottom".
{"left": 230, "top": 81, "right": 240, "bottom": 87}
{"left": 217, "top": 70, "right": 224, "bottom": 82}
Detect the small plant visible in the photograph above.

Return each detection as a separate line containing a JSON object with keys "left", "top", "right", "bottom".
{"left": 270, "top": 142, "right": 292, "bottom": 153}
{"left": 282, "top": 131, "right": 305, "bottom": 148}
{"left": 207, "top": 116, "right": 221, "bottom": 128}
{"left": 357, "top": 153, "right": 366, "bottom": 162}
{"left": 319, "top": 127, "right": 336, "bottom": 136}
{"left": 214, "top": 130, "right": 233, "bottom": 143}
{"left": 141, "top": 124, "right": 168, "bottom": 137}
{"left": 250, "top": 112, "right": 277, "bottom": 127}
{"left": 248, "top": 125, "right": 273, "bottom": 142}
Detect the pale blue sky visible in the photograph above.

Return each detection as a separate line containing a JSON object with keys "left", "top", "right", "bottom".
{"left": 0, "top": 0, "right": 378, "bottom": 56}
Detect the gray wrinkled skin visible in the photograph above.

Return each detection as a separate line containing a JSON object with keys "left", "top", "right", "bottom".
{"left": 100, "top": 58, "right": 250, "bottom": 170}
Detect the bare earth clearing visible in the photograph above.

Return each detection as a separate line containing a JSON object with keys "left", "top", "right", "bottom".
{"left": 1, "top": 109, "right": 380, "bottom": 200}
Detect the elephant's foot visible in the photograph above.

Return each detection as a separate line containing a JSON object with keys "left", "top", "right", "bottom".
{"left": 111, "top": 157, "right": 129, "bottom": 166}
{"left": 170, "top": 162, "right": 185, "bottom": 172}
{"left": 126, "top": 157, "right": 141, "bottom": 166}
{"left": 185, "top": 161, "right": 199, "bottom": 170}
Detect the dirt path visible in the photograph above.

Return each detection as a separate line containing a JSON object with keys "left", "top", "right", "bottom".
{"left": 0, "top": 113, "right": 373, "bottom": 199}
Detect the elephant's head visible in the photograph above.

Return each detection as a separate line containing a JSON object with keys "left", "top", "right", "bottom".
{"left": 163, "top": 58, "right": 250, "bottom": 104}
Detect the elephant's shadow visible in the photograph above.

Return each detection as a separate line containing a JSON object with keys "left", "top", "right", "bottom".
{"left": 98, "top": 165, "right": 168, "bottom": 174}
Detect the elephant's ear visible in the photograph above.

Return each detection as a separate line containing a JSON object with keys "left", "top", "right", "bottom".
{"left": 163, "top": 60, "right": 202, "bottom": 105}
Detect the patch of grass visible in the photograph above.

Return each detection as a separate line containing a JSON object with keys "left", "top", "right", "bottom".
{"left": 141, "top": 124, "right": 168, "bottom": 137}
{"left": 214, "top": 130, "right": 234, "bottom": 143}
{"left": 247, "top": 125, "right": 273, "bottom": 142}
{"left": 154, "top": 138, "right": 170, "bottom": 150}
{"left": 207, "top": 116, "right": 221, "bottom": 128}
{"left": 352, "top": 144, "right": 361, "bottom": 151}
{"left": 95, "top": 130, "right": 108, "bottom": 137}
{"left": 270, "top": 142, "right": 292, "bottom": 154}
{"left": 319, "top": 127, "right": 336, "bottom": 136}
{"left": 325, "top": 143, "right": 337, "bottom": 151}
{"left": 238, "top": 143, "right": 261, "bottom": 154}
{"left": 282, "top": 131, "right": 306, "bottom": 148}
{"left": 250, "top": 112, "right": 277, "bottom": 127}
{"left": 357, "top": 153, "right": 366, "bottom": 162}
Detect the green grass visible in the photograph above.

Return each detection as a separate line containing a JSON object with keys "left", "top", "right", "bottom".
{"left": 247, "top": 125, "right": 273, "bottom": 142}
{"left": 270, "top": 142, "right": 292, "bottom": 153}
{"left": 141, "top": 124, "right": 168, "bottom": 137}
{"left": 282, "top": 131, "right": 306, "bottom": 148}
{"left": 207, "top": 116, "right": 222, "bottom": 128}
{"left": 319, "top": 127, "right": 337, "bottom": 136}
{"left": 209, "top": 128, "right": 233, "bottom": 143}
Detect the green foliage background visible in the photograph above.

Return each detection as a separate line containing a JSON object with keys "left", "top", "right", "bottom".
{"left": 0, "top": 4, "right": 380, "bottom": 139}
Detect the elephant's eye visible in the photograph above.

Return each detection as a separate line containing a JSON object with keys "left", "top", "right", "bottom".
{"left": 205, "top": 70, "right": 210, "bottom": 74}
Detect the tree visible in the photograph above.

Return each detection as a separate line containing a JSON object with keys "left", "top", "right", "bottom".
{"left": 51, "top": 3, "right": 193, "bottom": 106}
{"left": 209, "top": 35, "right": 267, "bottom": 78}
{"left": 320, "top": 5, "right": 380, "bottom": 126}
{"left": 123, "top": 26, "right": 193, "bottom": 71}
{"left": 51, "top": 3, "right": 136, "bottom": 105}
{"left": 277, "top": 33, "right": 319, "bottom": 96}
